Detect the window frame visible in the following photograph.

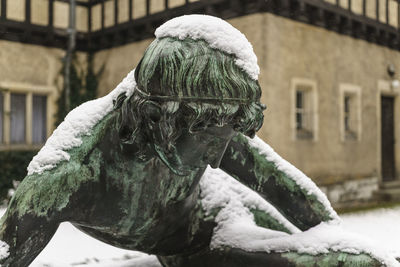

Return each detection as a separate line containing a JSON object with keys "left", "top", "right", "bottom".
{"left": 0, "top": 82, "right": 54, "bottom": 151}
{"left": 291, "top": 78, "right": 319, "bottom": 142}
{"left": 339, "top": 83, "right": 362, "bottom": 142}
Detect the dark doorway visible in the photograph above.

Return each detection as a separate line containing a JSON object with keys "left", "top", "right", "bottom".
{"left": 381, "top": 96, "right": 396, "bottom": 182}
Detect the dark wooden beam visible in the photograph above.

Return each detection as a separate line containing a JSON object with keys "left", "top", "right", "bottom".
{"left": 362, "top": 0, "right": 366, "bottom": 16}
{"left": 129, "top": 0, "right": 133, "bottom": 20}
{"left": 146, "top": 0, "right": 150, "bottom": 16}
{"left": 398, "top": 0, "right": 400, "bottom": 28}
{"left": 88, "top": 0, "right": 92, "bottom": 32}
{"left": 165, "top": 0, "right": 169, "bottom": 10}
{"left": 115, "top": 0, "right": 118, "bottom": 25}
{"left": 101, "top": 1, "right": 105, "bottom": 29}
{"left": 54, "top": 0, "right": 91, "bottom": 7}
{"left": 0, "top": 0, "right": 399, "bottom": 54}
{"left": 1, "top": 0, "right": 7, "bottom": 20}
{"left": 376, "top": 0, "right": 380, "bottom": 21}
{"left": 386, "top": 0, "right": 389, "bottom": 24}
{"left": 48, "top": 0, "right": 54, "bottom": 27}
{"left": 0, "top": 19, "right": 89, "bottom": 50}
{"left": 25, "top": 0, "right": 31, "bottom": 23}
{"left": 84, "top": 0, "right": 109, "bottom": 5}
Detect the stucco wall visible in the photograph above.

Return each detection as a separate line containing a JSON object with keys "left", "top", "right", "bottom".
{"left": 94, "top": 39, "right": 153, "bottom": 96}
{"left": 246, "top": 13, "right": 400, "bottom": 185}
{"left": 0, "top": 40, "right": 89, "bottom": 136}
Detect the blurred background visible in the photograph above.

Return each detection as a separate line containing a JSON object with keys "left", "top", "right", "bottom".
{"left": 0, "top": 0, "right": 399, "bottom": 211}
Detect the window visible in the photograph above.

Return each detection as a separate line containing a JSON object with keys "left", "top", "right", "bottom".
{"left": 291, "top": 78, "right": 318, "bottom": 141}
{"left": 32, "top": 95, "right": 47, "bottom": 144}
{"left": 0, "top": 85, "right": 51, "bottom": 149}
{"left": 10, "top": 93, "right": 26, "bottom": 144}
{"left": 339, "top": 84, "right": 361, "bottom": 142}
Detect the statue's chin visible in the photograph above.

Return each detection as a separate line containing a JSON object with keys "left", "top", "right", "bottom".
{"left": 154, "top": 145, "right": 193, "bottom": 176}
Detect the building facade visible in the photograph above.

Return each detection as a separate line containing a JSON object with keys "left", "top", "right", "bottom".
{"left": 1, "top": 0, "right": 400, "bottom": 208}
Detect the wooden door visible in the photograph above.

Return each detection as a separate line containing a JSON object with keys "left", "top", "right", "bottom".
{"left": 381, "top": 96, "right": 396, "bottom": 182}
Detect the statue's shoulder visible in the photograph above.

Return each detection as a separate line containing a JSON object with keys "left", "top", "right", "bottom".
{"left": 26, "top": 100, "right": 118, "bottom": 178}
{"left": 27, "top": 69, "right": 136, "bottom": 177}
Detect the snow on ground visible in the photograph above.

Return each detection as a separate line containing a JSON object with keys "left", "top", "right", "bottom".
{"left": 341, "top": 206, "right": 400, "bottom": 259}
{"left": 0, "top": 206, "right": 400, "bottom": 266}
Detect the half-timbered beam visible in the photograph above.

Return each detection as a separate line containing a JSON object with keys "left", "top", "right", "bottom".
{"left": 1, "top": 0, "right": 7, "bottom": 20}
{"left": 114, "top": 0, "right": 118, "bottom": 25}
{"left": 146, "top": 0, "right": 150, "bottom": 16}
{"left": 362, "top": 0, "right": 366, "bottom": 16}
{"left": 101, "top": 1, "right": 105, "bottom": 29}
{"left": 49, "top": 0, "right": 54, "bottom": 27}
{"left": 129, "top": 0, "right": 133, "bottom": 20}
{"left": 398, "top": 0, "right": 400, "bottom": 28}
{"left": 376, "top": 0, "right": 380, "bottom": 21}
{"left": 55, "top": 0, "right": 91, "bottom": 7}
{"left": 25, "top": 0, "right": 31, "bottom": 23}
{"left": 88, "top": 0, "right": 92, "bottom": 32}
{"left": 386, "top": 0, "right": 389, "bottom": 24}
{"left": 0, "top": 0, "right": 399, "bottom": 54}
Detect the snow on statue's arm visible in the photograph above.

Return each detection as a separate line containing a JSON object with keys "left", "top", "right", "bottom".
{"left": 219, "top": 133, "right": 339, "bottom": 231}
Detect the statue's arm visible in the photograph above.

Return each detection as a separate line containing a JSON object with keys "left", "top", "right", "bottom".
{"left": 0, "top": 160, "right": 87, "bottom": 267}
{"left": 219, "top": 133, "right": 339, "bottom": 231}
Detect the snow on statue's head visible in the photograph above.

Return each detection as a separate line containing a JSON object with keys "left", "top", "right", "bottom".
{"left": 116, "top": 15, "right": 265, "bottom": 174}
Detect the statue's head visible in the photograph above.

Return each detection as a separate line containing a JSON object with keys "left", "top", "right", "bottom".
{"left": 116, "top": 15, "right": 265, "bottom": 175}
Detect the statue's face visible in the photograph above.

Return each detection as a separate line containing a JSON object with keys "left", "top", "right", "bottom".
{"left": 175, "top": 125, "right": 237, "bottom": 169}
{"left": 154, "top": 124, "right": 237, "bottom": 176}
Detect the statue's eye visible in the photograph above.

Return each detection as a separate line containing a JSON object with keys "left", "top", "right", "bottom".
{"left": 189, "top": 121, "right": 207, "bottom": 133}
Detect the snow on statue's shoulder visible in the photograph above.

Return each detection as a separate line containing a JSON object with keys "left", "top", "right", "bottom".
{"left": 155, "top": 15, "right": 259, "bottom": 80}
{"left": 27, "top": 70, "right": 136, "bottom": 176}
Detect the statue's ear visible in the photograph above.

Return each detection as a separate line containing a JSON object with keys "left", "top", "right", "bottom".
{"left": 143, "top": 101, "right": 162, "bottom": 123}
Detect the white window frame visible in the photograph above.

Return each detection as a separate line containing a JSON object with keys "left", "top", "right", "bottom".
{"left": 0, "top": 82, "right": 54, "bottom": 151}
{"left": 291, "top": 78, "right": 319, "bottom": 141}
{"left": 339, "top": 84, "right": 362, "bottom": 142}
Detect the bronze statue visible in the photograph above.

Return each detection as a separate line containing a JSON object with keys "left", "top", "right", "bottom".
{"left": 0, "top": 15, "right": 394, "bottom": 267}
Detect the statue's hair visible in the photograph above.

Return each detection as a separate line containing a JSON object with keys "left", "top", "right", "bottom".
{"left": 115, "top": 37, "right": 265, "bottom": 157}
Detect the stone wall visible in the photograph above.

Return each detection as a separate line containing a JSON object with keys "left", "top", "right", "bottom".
{"left": 320, "top": 177, "right": 380, "bottom": 208}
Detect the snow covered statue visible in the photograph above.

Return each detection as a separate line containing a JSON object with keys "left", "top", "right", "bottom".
{"left": 0, "top": 15, "right": 398, "bottom": 267}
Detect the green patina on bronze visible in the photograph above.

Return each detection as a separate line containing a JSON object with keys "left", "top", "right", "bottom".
{"left": 250, "top": 208, "right": 293, "bottom": 234}
{"left": 220, "top": 134, "right": 333, "bottom": 231}
{"left": 0, "top": 33, "right": 389, "bottom": 267}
